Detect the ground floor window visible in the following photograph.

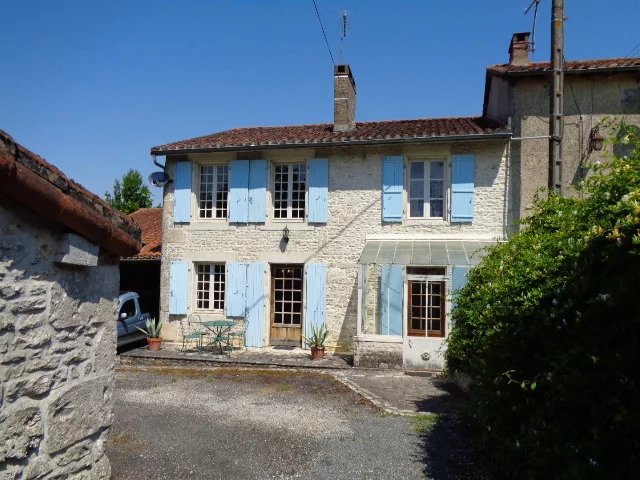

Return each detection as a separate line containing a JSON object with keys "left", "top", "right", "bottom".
{"left": 196, "top": 263, "right": 225, "bottom": 311}
{"left": 407, "top": 266, "right": 446, "bottom": 337}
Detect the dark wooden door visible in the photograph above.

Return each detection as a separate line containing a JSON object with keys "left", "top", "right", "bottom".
{"left": 270, "top": 264, "right": 303, "bottom": 346}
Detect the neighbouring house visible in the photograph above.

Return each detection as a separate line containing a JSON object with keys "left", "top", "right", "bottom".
{"left": 120, "top": 208, "right": 162, "bottom": 321}
{"left": 485, "top": 32, "right": 640, "bottom": 222}
{"left": 150, "top": 33, "right": 640, "bottom": 370}
{"left": 0, "top": 130, "right": 141, "bottom": 478}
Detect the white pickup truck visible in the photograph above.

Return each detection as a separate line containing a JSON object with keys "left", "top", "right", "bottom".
{"left": 117, "top": 292, "right": 151, "bottom": 347}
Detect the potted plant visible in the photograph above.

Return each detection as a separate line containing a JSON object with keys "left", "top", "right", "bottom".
{"left": 136, "top": 318, "right": 164, "bottom": 351}
{"left": 303, "top": 323, "right": 328, "bottom": 360}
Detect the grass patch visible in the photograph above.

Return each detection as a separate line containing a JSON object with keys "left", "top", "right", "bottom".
{"left": 275, "top": 383, "right": 292, "bottom": 392}
{"left": 107, "top": 433, "right": 132, "bottom": 447}
{"left": 410, "top": 413, "right": 440, "bottom": 433}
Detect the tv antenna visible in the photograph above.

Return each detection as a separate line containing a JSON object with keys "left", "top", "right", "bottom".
{"left": 525, "top": 0, "right": 542, "bottom": 57}
{"left": 339, "top": 10, "right": 347, "bottom": 64}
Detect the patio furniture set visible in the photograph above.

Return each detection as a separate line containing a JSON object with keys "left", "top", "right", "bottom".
{"left": 180, "top": 314, "right": 246, "bottom": 355}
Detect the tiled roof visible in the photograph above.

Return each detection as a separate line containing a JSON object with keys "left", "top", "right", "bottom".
{"left": 487, "top": 57, "right": 640, "bottom": 75}
{"left": 0, "top": 130, "right": 142, "bottom": 256}
{"left": 151, "top": 117, "right": 510, "bottom": 154}
{"left": 127, "top": 208, "right": 162, "bottom": 259}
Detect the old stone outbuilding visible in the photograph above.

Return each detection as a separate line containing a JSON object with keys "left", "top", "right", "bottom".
{"left": 0, "top": 130, "right": 141, "bottom": 479}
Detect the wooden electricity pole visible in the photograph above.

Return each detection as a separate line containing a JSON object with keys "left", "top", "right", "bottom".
{"left": 549, "top": 0, "right": 564, "bottom": 194}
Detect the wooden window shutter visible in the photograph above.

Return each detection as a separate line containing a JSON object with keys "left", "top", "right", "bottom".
{"left": 169, "top": 260, "right": 189, "bottom": 314}
{"left": 308, "top": 158, "right": 329, "bottom": 223}
{"left": 380, "top": 264, "right": 404, "bottom": 335}
{"left": 304, "top": 263, "right": 327, "bottom": 347}
{"left": 382, "top": 156, "right": 404, "bottom": 222}
{"left": 451, "top": 154, "right": 475, "bottom": 223}
{"left": 173, "top": 161, "right": 192, "bottom": 223}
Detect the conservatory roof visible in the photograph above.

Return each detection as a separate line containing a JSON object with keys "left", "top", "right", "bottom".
{"left": 357, "top": 239, "right": 498, "bottom": 266}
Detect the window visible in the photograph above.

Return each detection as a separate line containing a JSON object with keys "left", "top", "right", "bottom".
{"left": 273, "top": 163, "right": 306, "bottom": 219}
{"left": 119, "top": 300, "right": 136, "bottom": 319}
{"left": 198, "top": 165, "right": 229, "bottom": 219}
{"left": 408, "top": 160, "right": 445, "bottom": 218}
{"left": 196, "top": 264, "right": 225, "bottom": 311}
{"left": 407, "top": 266, "right": 446, "bottom": 337}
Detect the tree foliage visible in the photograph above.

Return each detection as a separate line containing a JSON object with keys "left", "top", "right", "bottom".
{"left": 105, "top": 169, "right": 153, "bottom": 214}
{"left": 446, "top": 123, "right": 640, "bottom": 479}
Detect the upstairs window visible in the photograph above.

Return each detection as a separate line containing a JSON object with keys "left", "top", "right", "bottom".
{"left": 199, "top": 165, "right": 229, "bottom": 219}
{"left": 274, "top": 163, "right": 306, "bottom": 219}
{"left": 408, "top": 160, "right": 445, "bottom": 219}
{"left": 195, "top": 264, "right": 225, "bottom": 311}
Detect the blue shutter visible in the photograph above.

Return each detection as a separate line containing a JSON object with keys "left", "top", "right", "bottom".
{"left": 308, "top": 158, "right": 329, "bottom": 223}
{"left": 382, "top": 156, "right": 404, "bottom": 222}
{"left": 226, "top": 263, "right": 247, "bottom": 317}
{"left": 169, "top": 260, "right": 189, "bottom": 315}
{"left": 248, "top": 160, "right": 267, "bottom": 223}
{"left": 451, "top": 265, "right": 470, "bottom": 311}
{"left": 245, "top": 263, "right": 265, "bottom": 347}
{"left": 174, "top": 162, "right": 192, "bottom": 223}
{"left": 229, "top": 160, "right": 249, "bottom": 223}
{"left": 451, "top": 154, "right": 475, "bottom": 223}
{"left": 304, "top": 264, "right": 327, "bottom": 347}
{"left": 380, "top": 265, "right": 403, "bottom": 335}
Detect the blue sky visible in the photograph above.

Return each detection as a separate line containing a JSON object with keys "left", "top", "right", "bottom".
{"left": 2, "top": 0, "right": 637, "bottom": 205}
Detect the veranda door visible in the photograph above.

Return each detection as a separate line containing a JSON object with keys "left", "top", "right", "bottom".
{"left": 270, "top": 264, "right": 303, "bottom": 346}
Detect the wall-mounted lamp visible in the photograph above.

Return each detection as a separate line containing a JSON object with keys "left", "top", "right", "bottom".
{"left": 589, "top": 127, "right": 605, "bottom": 152}
{"left": 282, "top": 225, "right": 290, "bottom": 244}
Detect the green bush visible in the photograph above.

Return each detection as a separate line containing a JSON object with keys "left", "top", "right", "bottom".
{"left": 446, "top": 124, "right": 640, "bottom": 479}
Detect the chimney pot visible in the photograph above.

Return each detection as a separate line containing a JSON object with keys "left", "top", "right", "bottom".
{"left": 509, "top": 32, "right": 531, "bottom": 66}
{"left": 334, "top": 64, "right": 356, "bottom": 132}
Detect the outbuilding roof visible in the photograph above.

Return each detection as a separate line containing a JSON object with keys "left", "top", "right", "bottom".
{"left": 0, "top": 130, "right": 142, "bottom": 257}
{"left": 151, "top": 116, "right": 510, "bottom": 155}
{"left": 127, "top": 208, "right": 162, "bottom": 259}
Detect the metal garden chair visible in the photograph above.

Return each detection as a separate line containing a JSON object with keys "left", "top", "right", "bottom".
{"left": 180, "top": 314, "right": 209, "bottom": 353}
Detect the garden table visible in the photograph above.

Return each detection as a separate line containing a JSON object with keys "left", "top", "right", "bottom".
{"left": 201, "top": 320, "right": 237, "bottom": 354}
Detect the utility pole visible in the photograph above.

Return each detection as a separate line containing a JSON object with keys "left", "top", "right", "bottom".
{"left": 549, "top": 0, "right": 564, "bottom": 194}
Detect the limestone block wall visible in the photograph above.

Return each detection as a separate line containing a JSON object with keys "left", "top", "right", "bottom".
{"left": 159, "top": 141, "right": 509, "bottom": 353}
{"left": 0, "top": 200, "right": 118, "bottom": 479}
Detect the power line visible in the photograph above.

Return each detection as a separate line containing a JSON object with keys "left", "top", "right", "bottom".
{"left": 312, "top": 0, "right": 335, "bottom": 65}
{"left": 626, "top": 41, "right": 640, "bottom": 57}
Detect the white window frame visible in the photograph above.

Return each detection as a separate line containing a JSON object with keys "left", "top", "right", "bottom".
{"left": 407, "top": 159, "right": 447, "bottom": 220}
{"left": 194, "top": 263, "right": 226, "bottom": 313}
{"left": 272, "top": 161, "right": 307, "bottom": 222}
{"left": 197, "top": 163, "right": 229, "bottom": 220}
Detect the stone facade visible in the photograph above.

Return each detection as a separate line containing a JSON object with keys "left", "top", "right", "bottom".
{"left": 0, "top": 200, "right": 118, "bottom": 479}
{"left": 159, "top": 140, "right": 510, "bottom": 366}
{"left": 486, "top": 71, "right": 640, "bottom": 224}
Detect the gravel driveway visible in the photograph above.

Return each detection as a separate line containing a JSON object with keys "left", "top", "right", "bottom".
{"left": 107, "top": 367, "right": 486, "bottom": 479}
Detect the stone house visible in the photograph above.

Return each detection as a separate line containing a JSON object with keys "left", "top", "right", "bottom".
{"left": 150, "top": 33, "right": 640, "bottom": 370}
{"left": 485, "top": 32, "right": 640, "bottom": 222}
{"left": 0, "top": 130, "right": 141, "bottom": 479}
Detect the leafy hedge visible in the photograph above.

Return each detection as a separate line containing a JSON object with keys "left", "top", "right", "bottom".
{"left": 446, "top": 125, "right": 640, "bottom": 479}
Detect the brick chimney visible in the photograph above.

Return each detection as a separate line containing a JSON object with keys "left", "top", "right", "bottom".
{"left": 333, "top": 64, "right": 356, "bottom": 132}
{"left": 509, "top": 32, "right": 531, "bottom": 66}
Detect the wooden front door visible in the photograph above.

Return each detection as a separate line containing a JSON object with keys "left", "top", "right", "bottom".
{"left": 270, "top": 264, "right": 303, "bottom": 346}
{"left": 407, "top": 279, "right": 445, "bottom": 337}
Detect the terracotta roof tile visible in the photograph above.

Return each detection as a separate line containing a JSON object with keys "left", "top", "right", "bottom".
{"left": 128, "top": 208, "right": 162, "bottom": 259}
{"left": 151, "top": 116, "right": 510, "bottom": 154}
{"left": 487, "top": 57, "right": 640, "bottom": 75}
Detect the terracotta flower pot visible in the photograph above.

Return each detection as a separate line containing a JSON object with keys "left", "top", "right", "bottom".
{"left": 147, "top": 337, "right": 162, "bottom": 351}
{"left": 311, "top": 346, "right": 325, "bottom": 360}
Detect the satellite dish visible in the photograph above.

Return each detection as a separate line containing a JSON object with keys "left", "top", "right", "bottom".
{"left": 148, "top": 171, "right": 170, "bottom": 188}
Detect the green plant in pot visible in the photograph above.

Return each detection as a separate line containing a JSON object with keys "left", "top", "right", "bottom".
{"left": 303, "top": 323, "right": 328, "bottom": 360}
{"left": 136, "top": 318, "right": 163, "bottom": 351}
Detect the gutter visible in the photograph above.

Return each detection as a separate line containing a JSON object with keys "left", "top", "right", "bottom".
{"left": 0, "top": 150, "right": 142, "bottom": 257}
{"left": 151, "top": 132, "right": 512, "bottom": 156}
{"left": 489, "top": 66, "right": 640, "bottom": 78}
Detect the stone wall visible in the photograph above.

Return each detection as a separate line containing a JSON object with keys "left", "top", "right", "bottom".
{"left": 159, "top": 140, "right": 509, "bottom": 355}
{"left": 510, "top": 73, "right": 640, "bottom": 221}
{"left": 0, "top": 199, "right": 118, "bottom": 479}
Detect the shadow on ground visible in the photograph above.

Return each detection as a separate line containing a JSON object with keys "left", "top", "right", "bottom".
{"left": 412, "top": 379, "right": 491, "bottom": 480}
